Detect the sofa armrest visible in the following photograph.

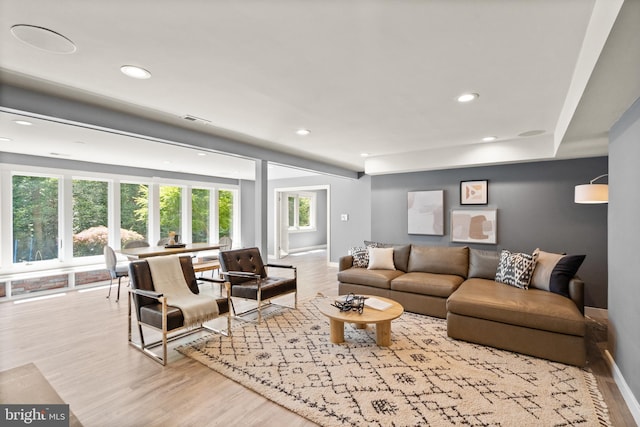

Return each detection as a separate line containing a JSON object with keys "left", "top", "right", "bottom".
{"left": 339, "top": 255, "right": 354, "bottom": 272}
{"left": 568, "top": 277, "right": 585, "bottom": 315}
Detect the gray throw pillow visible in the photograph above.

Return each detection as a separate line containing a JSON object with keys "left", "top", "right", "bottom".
{"left": 468, "top": 249, "right": 500, "bottom": 280}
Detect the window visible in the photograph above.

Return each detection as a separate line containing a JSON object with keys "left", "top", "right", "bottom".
{"left": 192, "top": 188, "right": 210, "bottom": 243}
{"left": 159, "top": 185, "right": 182, "bottom": 243}
{"left": 287, "top": 192, "right": 315, "bottom": 231}
{"left": 72, "top": 179, "right": 109, "bottom": 258}
{"left": 121, "top": 183, "right": 149, "bottom": 246}
{"left": 218, "top": 189, "right": 234, "bottom": 239}
{"left": 12, "top": 175, "right": 59, "bottom": 263}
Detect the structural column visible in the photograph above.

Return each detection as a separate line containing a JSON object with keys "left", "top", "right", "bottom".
{"left": 255, "top": 159, "right": 268, "bottom": 258}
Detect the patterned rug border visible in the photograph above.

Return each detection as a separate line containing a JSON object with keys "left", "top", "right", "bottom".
{"left": 178, "top": 297, "right": 612, "bottom": 427}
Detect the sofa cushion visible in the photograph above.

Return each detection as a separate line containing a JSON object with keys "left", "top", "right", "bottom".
{"left": 447, "top": 278, "right": 585, "bottom": 336}
{"left": 495, "top": 250, "right": 537, "bottom": 289}
{"left": 367, "top": 247, "right": 396, "bottom": 270}
{"left": 530, "top": 249, "right": 586, "bottom": 298}
{"left": 365, "top": 241, "right": 411, "bottom": 272}
{"left": 407, "top": 245, "right": 469, "bottom": 278}
{"left": 337, "top": 268, "right": 404, "bottom": 290}
{"left": 391, "top": 272, "right": 464, "bottom": 298}
{"left": 468, "top": 249, "right": 500, "bottom": 280}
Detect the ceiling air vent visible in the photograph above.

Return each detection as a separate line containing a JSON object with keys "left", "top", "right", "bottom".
{"left": 182, "top": 114, "right": 211, "bottom": 125}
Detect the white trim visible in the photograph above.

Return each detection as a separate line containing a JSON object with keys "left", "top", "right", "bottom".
{"left": 604, "top": 350, "right": 640, "bottom": 425}
{"left": 287, "top": 245, "right": 327, "bottom": 254}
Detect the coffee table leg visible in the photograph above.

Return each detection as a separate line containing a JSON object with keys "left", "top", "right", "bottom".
{"left": 376, "top": 321, "right": 391, "bottom": 346}
{"left": 329, "top": 319, "right": 345, "bottom": 343}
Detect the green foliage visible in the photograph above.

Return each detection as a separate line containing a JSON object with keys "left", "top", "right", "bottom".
{"left": 12, "top": 175, "right": 59, "bottom": 262}
{"left": 159, "top": 185, "right": 182, "bottom": 238}
{"left": 73, "top": 180, "right": 108, "bottom": 257}
{"left": 299, "top": 196, "right": 311, "bottom": 227}
{"left": 192, "top": 188, "right": 209, "bottom": 243}
{"left": 219, "top": 190, "right": 233, "bottom": 238}
{"left": 121, "top": 183, "right": 148, "bottom": 239}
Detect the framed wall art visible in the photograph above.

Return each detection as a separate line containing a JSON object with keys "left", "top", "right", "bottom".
{"left": 460, "top": 180, "right": 488, "bottom": 205}
{"left": 451, "top": 209, "right": 497, "bottom": 244}
{"left": 408, "top": 190, "right": 444, "bottom": 235}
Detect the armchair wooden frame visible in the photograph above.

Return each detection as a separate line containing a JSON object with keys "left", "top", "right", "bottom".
{"left": 127, "top": 257, "right": 232, "bottom": 366}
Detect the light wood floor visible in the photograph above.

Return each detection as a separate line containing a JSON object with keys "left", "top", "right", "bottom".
{"left": 0, "top": 250, "right": 635, "bottom": 427}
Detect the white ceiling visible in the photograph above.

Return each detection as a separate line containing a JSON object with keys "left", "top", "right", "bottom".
{"left": 1, "top": 0, "right": 639, "bottom": 178}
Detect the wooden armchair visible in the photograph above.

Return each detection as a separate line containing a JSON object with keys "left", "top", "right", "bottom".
{"left": 218, "top": 247, "right": 297, "bottom": 323}
{"left": 128, "top": 255, "right": 231, "bottom": 365}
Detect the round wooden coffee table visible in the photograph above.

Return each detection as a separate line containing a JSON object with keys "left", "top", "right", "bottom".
{"left": 318, "top": 295, "right": 404, "bottom": 346}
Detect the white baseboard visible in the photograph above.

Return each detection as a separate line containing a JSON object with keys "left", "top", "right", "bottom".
{"left": 604, "top": 349, "right": 640, "bottom": 425}
{"left": 287, "top": 245, "right": 327, "bottom": 254}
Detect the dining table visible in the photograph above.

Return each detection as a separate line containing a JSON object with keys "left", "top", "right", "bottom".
{"left": 119, "top": 242, "right": 221, "bottom": 259}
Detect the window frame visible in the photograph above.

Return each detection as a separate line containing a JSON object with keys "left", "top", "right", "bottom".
{"left": 287, "top": 191, "right": 317, "bottom": 233}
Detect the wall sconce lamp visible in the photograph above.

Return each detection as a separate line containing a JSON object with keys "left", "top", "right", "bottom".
{"left": 574, "top": 174, "right": 608, "bottom": 204}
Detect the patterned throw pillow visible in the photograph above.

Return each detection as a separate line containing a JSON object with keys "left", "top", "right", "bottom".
{"left": 495, "top": 250, "right": 538, "bottom": 289}
{"left": 530, "top": 249, "right": 585, "bottom": 297}
{"left": 350, "top": 247, "right": 370, "bottom": 268}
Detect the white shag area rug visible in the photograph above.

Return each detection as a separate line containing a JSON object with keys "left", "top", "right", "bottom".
{"left": 178, "top": 297, "right": 611, "bottom": 427}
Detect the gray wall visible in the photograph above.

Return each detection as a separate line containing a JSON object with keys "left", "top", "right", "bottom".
{"left": 239, "top": 179, "right": 256, "bottom": 249}
{"left": 267, "top": 174, "right": 372, "bottom": 262}
{"left": 609, "top": 97, "right": 640, "bottom": 407}
{"left": 370, "top": 157, "right": 608, "bottom": 308}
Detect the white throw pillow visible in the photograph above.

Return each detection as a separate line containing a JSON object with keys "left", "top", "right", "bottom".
{"left": 367, "top": 247, "right": 396, "bottom": 270}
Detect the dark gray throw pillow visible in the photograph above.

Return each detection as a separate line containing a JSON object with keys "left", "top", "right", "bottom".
{"left": 468, "top": 249, "right": 500, "bottom": 280}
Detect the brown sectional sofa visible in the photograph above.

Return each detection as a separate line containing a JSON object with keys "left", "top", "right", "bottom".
{"left": 337, "top": 244, "right": 587, "bottom": 366}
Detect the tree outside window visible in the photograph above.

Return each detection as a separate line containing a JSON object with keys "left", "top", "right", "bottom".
{"left": 219, "top": 190, "right": 233, "bottom": 239}
{"left": 72, "top": 179, "right": 109, "bottom": 257}
{"left": 159, "top": 185, "right": 182, "bottom": 242}
{"left": 12, "top": 175, "right": 59, "bottom": 263}
{"left": 121, "top": 183, "right": 149, "bottom": 246}
{"left": 192, "top": 188, "right": 210, "bottom": 243}
{"left": 288, "top": 192, "right": 315, "bottom": 230}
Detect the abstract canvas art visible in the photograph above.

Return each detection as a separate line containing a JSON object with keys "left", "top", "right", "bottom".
{"left": 451, "top": 209, "right": 497, "bottom": 244}
{"left": 408, "top": 190, "right": 444, "bottom": 235}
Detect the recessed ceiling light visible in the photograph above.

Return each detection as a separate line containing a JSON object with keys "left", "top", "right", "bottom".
{"left": 457, "top": 93, "right": 479, "bottom": 103}
{"left": 0, "top": 137, "right": 12, "bottom": 142}
{"left": 482, "top": 136, "right": 497, "bottom": 142}
{"left": 120, "top": 65, "right": 151, "bottom": 79}
{"left": 10, "top": 24, "right": 77, "bottom": 54}
{"left": 296, "top": 129, "right": 310, "bottom": 136}
{"left": 197, "top": 152, "right": 207, "bottom": 156}
{"left": 163, "top": 160, "right": 171, "bottom": 165}
{"left": 360, "top": 153, "right": 370, "bottom": 157}
{"left": 13, "top": 120, "right": 33, "bottom": 126}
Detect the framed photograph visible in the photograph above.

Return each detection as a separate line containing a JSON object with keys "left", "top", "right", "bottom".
{"left": 408, "top": 190, "right": 444, "bottom": 235}
{"left": 451, "top": 209, "right": 497, "bottom": 244}
{"left": 460, "top": 180, "right": 488, "bottom": 205}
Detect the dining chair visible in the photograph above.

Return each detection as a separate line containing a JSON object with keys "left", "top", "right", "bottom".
{"left": 104, "top": 245, "right": 129, "bottom": 302}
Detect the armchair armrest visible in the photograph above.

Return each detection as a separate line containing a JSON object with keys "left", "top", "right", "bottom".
{"left": 130, "top": 289, "right": 164, "bottom": 299}
{"left": 198, "top": 277, "right": 226, "bottom": 284}
{"left": 221, "top": 271, "right": 261, "bottom": 279}
{"left": 266, "top": 263, "right": 294, "bottom": 269}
